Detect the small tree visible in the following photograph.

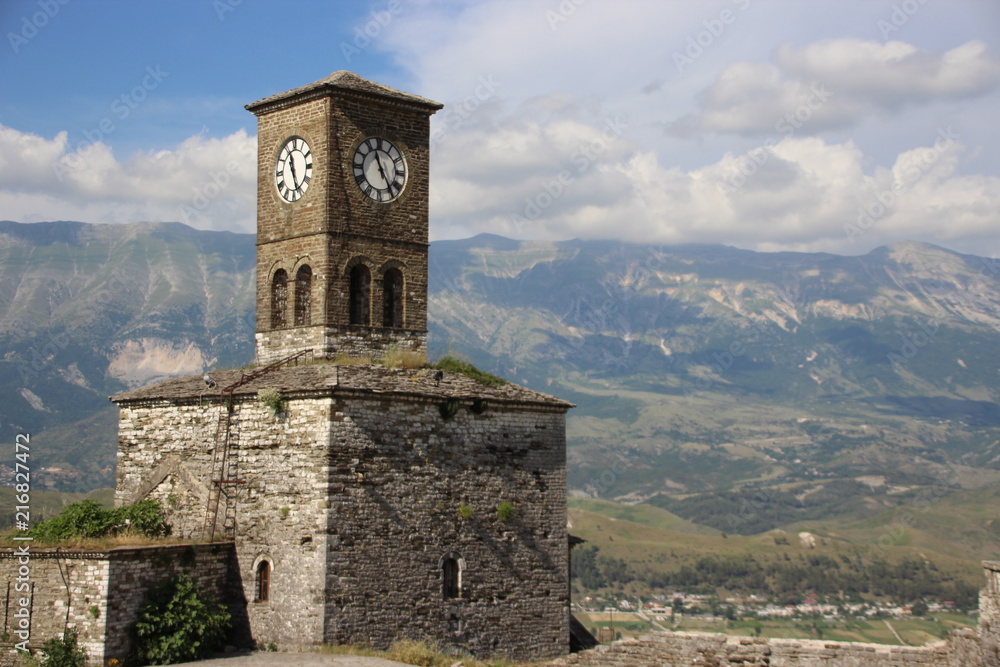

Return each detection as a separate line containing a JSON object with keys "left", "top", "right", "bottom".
{"left": 127, "top": 575, "right": 230, "bottom": 666}
{"left": 37, "top": 629, "right": 87, "bottom": 667}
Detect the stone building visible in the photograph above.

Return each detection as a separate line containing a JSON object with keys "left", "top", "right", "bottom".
{"left": 108, "top": 72, "right": 574, "bottom": 660}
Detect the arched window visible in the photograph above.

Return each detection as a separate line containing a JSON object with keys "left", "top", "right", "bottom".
{"left": 349, "top": 264, "right": 370, "bottom": 325}
{"left": 271, "top": 270, "right": 288, "bottom": 329}
{"left": 441, "top": 552, "right": 463, "bottom": 600}
{"left": 294, "top": 265, "right": 312, "bottom": 326}
{"left": 256, "top": 560, "right": 271, "bottom": 603}
{"left": 382, "top": 268, "right": 403, "bottom": 328}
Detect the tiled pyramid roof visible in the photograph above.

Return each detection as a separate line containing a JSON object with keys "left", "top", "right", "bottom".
{"left": 246, "top": 71, "right": 443, "bottom": 113}
{"left": 111, "top": 363, "right": 572, "bottom": 410}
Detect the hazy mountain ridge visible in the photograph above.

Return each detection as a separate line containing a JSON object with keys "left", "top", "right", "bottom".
{"left": 0, "top": 220, "right": 257, "bottom": 487}
{"left": 428, "top": 234, "right": 1000, "bottom": 558}
{"left": 2, "top": 221, "right": 998, "bottom": 558}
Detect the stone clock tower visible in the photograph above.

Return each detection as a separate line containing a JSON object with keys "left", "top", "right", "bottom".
{"left": 107, "top": 72, "right": 571, "bottom": 663}
{"left": 247, "top": 71, "right": 443, "bottom": 364}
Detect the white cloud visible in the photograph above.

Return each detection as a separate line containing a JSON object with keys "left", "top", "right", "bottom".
{"left": 670, "top": 39, "right": 1000, "bottom": 136}
{"left": 431, "top": 109, "right": 1000, "bottom": 255}
{"left": 4, "top": 1, "right": 999, "bottom": 258}
{"left": 0, "top": 124, "right": 257, "bottom": 231}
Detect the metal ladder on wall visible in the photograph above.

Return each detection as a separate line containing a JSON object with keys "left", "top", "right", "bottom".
{"left": 204, "top": 349, "right": 313, "bottom": 542}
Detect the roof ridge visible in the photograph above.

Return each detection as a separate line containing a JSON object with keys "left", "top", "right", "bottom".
{"left": 246, "top": 71, "right": 443, "bottom": 113}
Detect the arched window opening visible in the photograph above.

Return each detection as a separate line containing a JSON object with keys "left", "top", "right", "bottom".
{"left": 441, "top": 553, "right": 462, "bottom": 600}
{"left": 294, "top": 265, "right": 312, "bottom": 326}
{"left": 382, "top": 268, "right": 404, "bottom": 328}
{"left": 256, "top": 560, "right": 271, "bottom": 603}
{"left": 271, "top": 270, "right": 288, "bottom": 329}
{"left": 349, "top": 264, "right": 371, "bottom": 325}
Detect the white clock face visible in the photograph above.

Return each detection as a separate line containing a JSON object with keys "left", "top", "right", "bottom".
{"left": 275, "top": 136, "right": 312, "bottom": 203}
{"left": 353, "top": 137, "right": 406, "bottom": 203}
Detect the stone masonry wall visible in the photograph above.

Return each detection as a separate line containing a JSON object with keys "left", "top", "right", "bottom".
{"left": 0, "top": 549, "right": 109, "bottom": 662}
{"left": 116, "top": 397, "right": 334, "bottom": 650}
{"left": 115, "top": 385, "right": 570, "bottom": 661}
{"left": 981, "top": 561, "right": 1000, "bottom": 665}
{"left": 0, "top": 543, "right": 232, "bottom": 666}
{"left": 324, "top": 393, "right": 569, "bottom": 661}
{"left": 254, "top": 325, "right": 426, "bottom": 364}
{"left": 102, "top": 543, "right": 233, "bottom": 661}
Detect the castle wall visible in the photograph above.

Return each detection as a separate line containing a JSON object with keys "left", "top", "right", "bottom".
{"left": 0, "top": 549, "right": 109, "bottom": 662}
{"left": 550, "top": 633, "right": 951, "bottom": 666}
{"left": 323, "top": 394, "right": 569, "bottom": 660}
{"left": 548, "top": 562, "right": 1000, "bottom": 666}
{"left": 980, "top": 561, "right": 1000, "bottom": 665}
{"left": 0, "top": 543, "right": 231, "bottom": 665}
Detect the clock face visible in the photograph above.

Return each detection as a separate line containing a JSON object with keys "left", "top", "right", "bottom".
{"left": 353, "top": 137, "right": 406, "bottom": 203}
{"left": 275, "top": 136, "right": 312, "bottom": 203}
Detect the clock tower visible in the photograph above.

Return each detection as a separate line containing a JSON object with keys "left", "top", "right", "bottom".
{"left": 246, "top": 71, "right": 443, "bottom": 363}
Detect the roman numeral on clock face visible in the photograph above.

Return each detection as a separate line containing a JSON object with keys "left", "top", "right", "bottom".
{"left": 353, "top": 136, "right": 407, "bottom": 202}
{"left": 275, "top": 136, "right": 313, "bottom": 203}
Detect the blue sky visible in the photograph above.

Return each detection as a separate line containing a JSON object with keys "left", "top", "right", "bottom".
{"left": 2, "top": 0, "right": 999, "bottom": 256}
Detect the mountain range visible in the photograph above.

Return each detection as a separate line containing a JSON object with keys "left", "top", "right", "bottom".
{"left": 2, "top": 220, "right": 998, "bottom": 563}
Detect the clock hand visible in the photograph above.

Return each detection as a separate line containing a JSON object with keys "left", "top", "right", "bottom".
{"left": 374, "top": 151, "right": 391, "bottom": 188}
{"left": 287, "top": 154, "right": 298, "bottom": 187}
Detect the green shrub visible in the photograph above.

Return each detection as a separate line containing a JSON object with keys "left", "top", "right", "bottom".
{"left": 458, "top": 503, "right": 475, "bottom": 520}
{"left": 438, "top": 399, "right": 460, "bottom": 420}
{"left": 257, "top": 388, "right": 284, "bottom": 415}
{"left": 496, "top": 501, "right": 515, "bottom": 521}
{"left": 432, "top": 356, "right": 506, "bottom": 387}
{"left": 127, "top": 574, "right": 230, "bottom": 666}
{"left": 39, "top": 628, "right": 87, "bottom": 667}
{"left": 27, "top": 499, "right": 169, "bottom": 541}
{"left": 115, "top": 499, "right": 171, "bottom": 538}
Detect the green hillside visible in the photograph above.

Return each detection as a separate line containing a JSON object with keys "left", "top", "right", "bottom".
{"left": 1, "top": 223, "right": 998, "bottom": 589}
